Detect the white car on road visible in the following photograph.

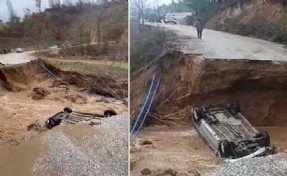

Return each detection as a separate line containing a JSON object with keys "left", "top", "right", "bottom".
{"left": 16, "top": 48, "right": 24, "bottom": 53}
{"left": 164, "top": 13, "right": 177, "bottom": 24}
{"left": 49, "top": 45, "right": 58, "bottom": 50}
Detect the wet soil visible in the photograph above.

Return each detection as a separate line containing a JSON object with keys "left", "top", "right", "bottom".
{"left": 131, "top": 125, "right": 287, "bottom": 175}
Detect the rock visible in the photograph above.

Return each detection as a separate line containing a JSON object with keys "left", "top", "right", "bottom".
{"left": 193, "top": 170, "right": 201, "bottom": 176}
{"left": 164, "top": 169, "right": 178, "bottom": 176}
{"left": 27, "top": 123, "right": 43, "bottom": 132}
{"left": 141, "top": 139, "right": 153, "bottom": 145}
{"left": 141, "top": 168, "right": 152, "bottom": 175}
{"left": 65, "top": 94, "right": 87, "bottom": 104}
{"left": 31, "top": 87, "right": 51, "bottom": 100}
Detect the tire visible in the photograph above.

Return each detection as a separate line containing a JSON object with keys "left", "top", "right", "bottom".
{"left": 219, "top": 140, "right": 232, "bottom": 158}
{"left": 63, "top": 107, "right": 73, "bottom": 113}
{"left": 192, "top": 108, "right": 201, "bottom": 122}
{"left": 104, "top": 109, "right": 117, "bottom": 117}
{"left": 260, "top": 131, "right": 270, "bottom": 147}
{"left": 227, "top": 103, "right": 240, "bottom": 113}
{"left": 46, "top": 117, "right": 62, "bottom": 129}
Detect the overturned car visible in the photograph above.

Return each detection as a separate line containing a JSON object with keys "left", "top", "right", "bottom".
{"left": 46, "top": 107, "right": 117, "bottom": 129}
{"left": 191, "top": 103, "right": 273, "bottom": 162}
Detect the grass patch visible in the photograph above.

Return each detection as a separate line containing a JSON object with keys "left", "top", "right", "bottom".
{"left": 43, "top": 58, "right": 127, "bottom": 79}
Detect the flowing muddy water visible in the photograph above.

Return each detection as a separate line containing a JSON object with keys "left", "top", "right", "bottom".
{"left": 131, "top": 126, "right": 287, "bottom": 175}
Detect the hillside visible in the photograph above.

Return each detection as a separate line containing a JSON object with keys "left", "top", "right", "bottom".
{"left": 0, "top": 1, "right": 128, "bottom": 49}
{"left": 207, "top": 0, "right": 287, "bottom": 44}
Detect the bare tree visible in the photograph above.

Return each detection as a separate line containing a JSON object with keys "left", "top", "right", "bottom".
{"left": 54, "top": 0, "right": 61, "bottom": 6}
{"left": 49, "top": 0, "right": 53, "bottom": 8}
{"left": 49, "top": 0, "right": 61, "bottom": 8}
{"left": 96, "top": 9, "right": 105, "bottom": 44}
{"left": 6, "top": 0, "right": 17, "bottom": 23}
{"left": 23, "top": 8, "right": 31, "bottom": 19}
{"left": 35, "top": 0, "right": 42, "bottom": 12}
{"left": 133, "top": 0, "right": 147, "bottom": 31}
{"left": 63, "top": 0, "right": 73, "bottom": 6}
{"left": 155, "top": 0, "right": 159, "bottom": 16}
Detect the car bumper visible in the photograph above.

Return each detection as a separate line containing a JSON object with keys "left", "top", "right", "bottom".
{"left": 225, "top": 147, "right": 267, "bottom": 163}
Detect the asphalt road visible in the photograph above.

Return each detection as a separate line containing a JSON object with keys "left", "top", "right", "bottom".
{"left": 0, "top": 51, "right": 35, "bottom": 65}
{"left": 151, "top": 23, "right": 287, "bottom": 61}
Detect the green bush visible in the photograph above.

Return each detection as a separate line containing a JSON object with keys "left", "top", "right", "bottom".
{"left": 0, "top": 29, "right": 7, "bottom": 36}
{"left": 223, "top": 17, "right": 239, "bottom": 30}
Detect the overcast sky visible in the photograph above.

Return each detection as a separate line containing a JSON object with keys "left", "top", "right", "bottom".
{"left": 0, "top": 0, "right": 78, "bottom": 22}
{"left": 0, "top": 0, "right": 172, "bottom": 22}
{"left": 148, "top": 0, "right": 172, "bottom": 7}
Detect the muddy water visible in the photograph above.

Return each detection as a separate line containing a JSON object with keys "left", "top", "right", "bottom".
{"left": 0, "top": 132, "right": 48, "bottom": 176}
{"left": 131, "top": 125, "right": 218, "bottom": 175}
{"left": 131, "top": 125, "right": 287, "bottom": 175}
{"left": 0, "top": 125, "right": 96, "bottom": 176}
{"left": 258, "top": 126, "right": 287, "bottom": 152}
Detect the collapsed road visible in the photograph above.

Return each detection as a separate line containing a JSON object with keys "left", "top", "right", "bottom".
{"left": 0, "top": 51, "right": 36, "bottom": 65}
{"left": 131, "top": 23, "right": 287, "bottom": 175}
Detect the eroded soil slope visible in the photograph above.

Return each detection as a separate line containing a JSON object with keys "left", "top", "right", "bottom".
{"left": 131, "top": 52, "right": 287, "bottom": 126}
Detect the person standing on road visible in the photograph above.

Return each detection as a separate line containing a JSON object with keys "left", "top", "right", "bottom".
{"left": 194, "top": 18, "right": 204, "bottom": 39}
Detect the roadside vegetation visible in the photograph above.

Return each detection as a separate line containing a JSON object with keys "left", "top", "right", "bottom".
{"left": 130, "top": 0, "right": 168, "bottom": 75}
{"left": 43, "top": 58, "right": 128, "bottom": 79}
{"left": 130, "top": 21, "right": 167, "bottom": 75}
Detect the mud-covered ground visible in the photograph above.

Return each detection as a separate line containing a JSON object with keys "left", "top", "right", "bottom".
{"left": 131, "top": 125, "right": 287, "bottom": 176}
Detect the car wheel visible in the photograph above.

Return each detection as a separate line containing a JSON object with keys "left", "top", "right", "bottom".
{"left": 46, "top": 117, "right": 62, "bottom": 129}
{"left": 63, "top": 107, "right": 73, "bottom": 113}
{"left": 257, "top": 131, "right": 270, "bottom": 147}
{"left": 219, "top": 140, "right": 232, "bottom": 158}
{"left": 227, "top": 103, "right": 240, "bottom": 113}
{"left": 192, "top": 108, "right": 202, "bottom": 121}
{"left": 104, "top": 109, "right": 117, "bottom": 117}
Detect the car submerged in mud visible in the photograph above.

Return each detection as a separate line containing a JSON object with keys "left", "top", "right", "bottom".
{"left": 191, "top": 103, "right": 273, "bottom": 162}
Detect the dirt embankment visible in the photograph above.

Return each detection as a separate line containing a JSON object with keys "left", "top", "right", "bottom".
{"left": 0, "top": 60, "right": 127, "bottom": 100}
{"left": 44, "top": 62, "right": 128, "bottom": 100}
{"left": 131, "top": 51, "right": 287, "bottom": 126}
{"left": 207, "top": 0, "right": 287, "bottom": 42}
{"left": 0, "top": 61, "right": 45, "bottom": 92}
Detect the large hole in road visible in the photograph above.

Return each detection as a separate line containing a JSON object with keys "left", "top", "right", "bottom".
{"left": 131, "top": 51, "right": 287, "bottom": 127}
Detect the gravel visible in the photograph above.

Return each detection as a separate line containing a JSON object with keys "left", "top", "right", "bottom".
{"left": 203, "top": 153, "right": 287, "bottom": 176}
{"left": 32, "top": 112, "right": 128, "bottom": 176}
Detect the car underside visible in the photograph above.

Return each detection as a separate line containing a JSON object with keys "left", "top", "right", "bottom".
{"left": 191, "top": 103, "right": 273, "bottom": 161}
